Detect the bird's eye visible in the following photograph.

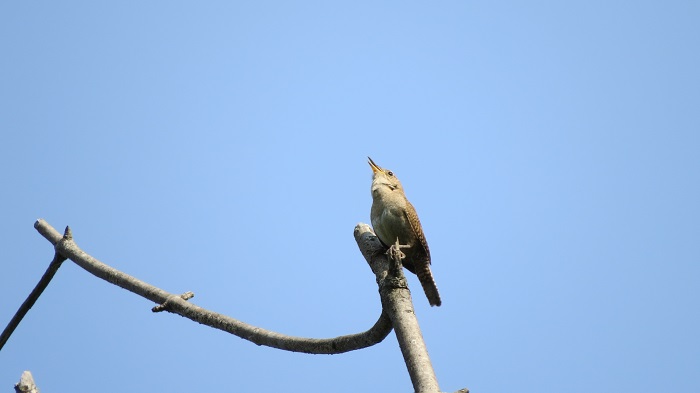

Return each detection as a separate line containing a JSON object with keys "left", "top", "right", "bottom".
{"left": 387, "top": 171, "right": 394, "bottom": 176}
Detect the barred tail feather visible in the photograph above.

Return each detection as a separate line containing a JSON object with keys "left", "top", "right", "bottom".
{"left": 415, "top": 261, "right": 442, "bottom": 307}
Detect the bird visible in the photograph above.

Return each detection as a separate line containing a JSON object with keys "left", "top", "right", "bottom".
{"left": 368, "top": 157, "right": 442, "bottom": 307}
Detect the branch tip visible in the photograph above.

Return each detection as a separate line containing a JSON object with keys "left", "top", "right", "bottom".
{"left": 152, "top": 291, "right": 195, "bottom": 313}
{"left": 63, "top": 226, "right": 73, "bottom": 240}
{"left": 14, "top": 371, "right": 39, "bottom": 393}
{"left": 181, "top": 291, "right": 195, "bottom": 300}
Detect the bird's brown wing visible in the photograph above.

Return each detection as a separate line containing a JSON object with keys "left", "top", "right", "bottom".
{"left": 405, "top": 201, "right": 431, "bottom": 263}
{"left": 404, "top": 202, "right": 441, "bottom": 307}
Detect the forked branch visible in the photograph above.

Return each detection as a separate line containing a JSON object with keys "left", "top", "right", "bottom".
{"left": 15, "top": 219, "right": 393, "bottom": 354}
{"left": 354, "top": 223, "right": 441, "bottom": 393}
{"left": 4, "top": 220, "right": 467, "bottom": 392}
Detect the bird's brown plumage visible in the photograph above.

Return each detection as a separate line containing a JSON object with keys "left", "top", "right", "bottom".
{"left": 368, "top": 157, "right": 442, "bottom": 307}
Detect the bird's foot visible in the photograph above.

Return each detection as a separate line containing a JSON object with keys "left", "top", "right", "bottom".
{"left": 386, "top": 237, "right": 410, "bottom": 260}
{"left": 386, "top": 244, "right": 405, "bottom": 261}
{"left": 386, "top": 238, "right": 411, "bottom": 275}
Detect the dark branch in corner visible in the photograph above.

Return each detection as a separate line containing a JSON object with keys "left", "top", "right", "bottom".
{"left": 0, "top": 227, "right": 69, "bottom": 351}
{"left": 9, "top": 219, "right": 393, "bottom": 355}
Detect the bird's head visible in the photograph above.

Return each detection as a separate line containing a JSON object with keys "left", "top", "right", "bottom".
{"left": 368, "top": 157, "right": 404, "bottom": 195}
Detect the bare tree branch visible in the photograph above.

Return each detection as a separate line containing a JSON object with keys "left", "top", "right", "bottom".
{"left": 21, "top": 219, "right": 392, "bottom": 354}
{"left": 353, "top": 223, "right": 441, "bottom": 393}
{"left": 14, "top": 371, "right": 39, "bottom": 393}
{"left": 0, "top": 226, "right": 68, "bottom": 351}
{"left": 5, "top": 219, "right": 468, "bottom": 391}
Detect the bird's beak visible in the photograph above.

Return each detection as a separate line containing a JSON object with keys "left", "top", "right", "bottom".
{"left": 368, "top": 157, "right": 381, "bottom": 174}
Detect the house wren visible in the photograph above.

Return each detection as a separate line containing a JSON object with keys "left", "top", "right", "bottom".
{"left": 368, "top": 157, "right": 442, "bottom": 307}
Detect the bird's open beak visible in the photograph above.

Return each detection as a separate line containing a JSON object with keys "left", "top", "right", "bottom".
{"left": 368, "top": 157, "right": 382, "bottom": 174}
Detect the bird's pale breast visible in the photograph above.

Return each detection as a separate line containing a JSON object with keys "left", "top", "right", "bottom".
{"left": 372, "top": 201, "right": 412, "bottom": 248}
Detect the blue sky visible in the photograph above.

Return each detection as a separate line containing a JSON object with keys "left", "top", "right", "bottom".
{"left": 1, "top": 2, "right": 699, "bottom": 392}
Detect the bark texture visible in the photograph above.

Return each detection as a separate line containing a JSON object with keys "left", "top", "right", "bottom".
{"left": 27, "top": 219, "right": 392, "bottom": 354}
{"left": 354, "top": 223, "right": 440, "bottom": 393}
{"left": 14, "top": 371, "right": 39, "bottom": 393}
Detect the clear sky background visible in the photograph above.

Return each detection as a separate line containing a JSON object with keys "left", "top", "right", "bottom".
{"left": 1, "top": 2, "right": 699, "bottom": 392}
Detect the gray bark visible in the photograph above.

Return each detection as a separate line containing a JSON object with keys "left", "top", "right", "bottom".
{"left": 354, "top": 223, "right": 441, "bottom": 393}
{"left": 3, "top": 219, "right": 469, "bottom": 392}
{"left": 28, "top": 219, "right": 392, "bottom": 354}
{"left": 14, "top": 371, "right": 39, "bottom": 393}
